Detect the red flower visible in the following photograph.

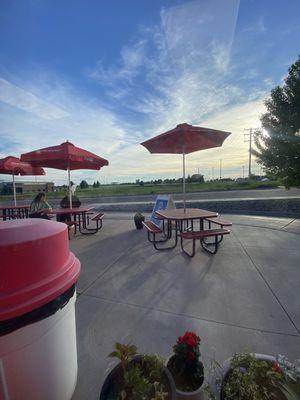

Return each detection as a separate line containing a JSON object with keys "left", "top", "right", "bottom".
{"left": 177, "top": 336, "right": 184, "bottom": 344}
{"left": 179, "top": 332, "right": 200, "bottom": 348}
{"left": 272, "top": 362, "right": 282, "bottom": 373}
{"left": 186, "top": 352, "right": 195, "bottom": 361}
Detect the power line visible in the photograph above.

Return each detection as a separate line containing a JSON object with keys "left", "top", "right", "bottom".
{"left": 244, "top": 128, "right": 259, "bottom": 178}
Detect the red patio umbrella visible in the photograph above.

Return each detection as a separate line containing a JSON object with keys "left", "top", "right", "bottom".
{"left": 141, "top": 123, "right": 231, "bottom": 211}
{"left": 0, "top": 156, "right": 45, "bottom": 206}
{"left": 21, "top": 141, "right": 109, "bottom": 208}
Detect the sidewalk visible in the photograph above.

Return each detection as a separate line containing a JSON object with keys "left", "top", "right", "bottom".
{"left": 71, "top": 213, "right": 300, "bottom": 399}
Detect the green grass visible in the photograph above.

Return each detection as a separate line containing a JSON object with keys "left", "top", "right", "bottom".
{"left": 0, "top": 180, "right": 279, "bottom": 202}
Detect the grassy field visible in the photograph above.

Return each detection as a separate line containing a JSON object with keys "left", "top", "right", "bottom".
{"left": 0, "top": 180, "right": 279, "bottom": 202}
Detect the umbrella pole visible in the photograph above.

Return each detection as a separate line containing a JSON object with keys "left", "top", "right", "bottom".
{"left": 68, "top": 167, "right": 72, "bottom": 209}
{"left": 183, "top": 150, "right": 186, "bottom": 212}
{"left": 13, "top": 173, "right": 17, "bottom": 206}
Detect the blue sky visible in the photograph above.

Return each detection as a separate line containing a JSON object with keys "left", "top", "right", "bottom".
{"left": 0, "top": 0, "right": 299, "bottom": 184}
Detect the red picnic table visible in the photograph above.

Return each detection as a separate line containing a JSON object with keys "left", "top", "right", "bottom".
{"left": 47, "top": 207, "right": 104, "bottom": 235}
{"left": 143, "top": 207, "right": 231, "bottom": 255}
{"left": 0, "top": 205, "right": 30, "bottom": 221}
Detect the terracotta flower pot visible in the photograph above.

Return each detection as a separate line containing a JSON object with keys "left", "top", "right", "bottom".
{"left": 166, "top": 355, "right": 205, "bottom": 400}
{"left": 100, "top": 355, "right": 176, "bottom": 400}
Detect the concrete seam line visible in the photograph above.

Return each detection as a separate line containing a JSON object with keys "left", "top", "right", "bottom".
{"left": 232, "top": 223, "right": 300, "bottom": 235}
{"left": 80, "top": 293, "right": 300, "bottom": 338}
{"left": 232, "top": 231, "right": 300, "bottom": 335}
{"left": 280, "top": 218, "right": 297, "bottom": 230}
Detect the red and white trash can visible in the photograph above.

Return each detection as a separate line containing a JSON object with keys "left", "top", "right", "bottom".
{"left": 0, "top": 219, "right": 81, "bottom": 400}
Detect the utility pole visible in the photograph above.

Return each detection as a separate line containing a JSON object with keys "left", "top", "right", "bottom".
{"left": 242, "top": 165, "right": 245, "bottom": 179}
{"left": 212, "top": 167, "right": 215, "bottom": 180}
{"left": 244, "top": 128, "right": 256, "bottom": 179}
{"left": 219, "top": 159, "right": 222, "bottom": 180}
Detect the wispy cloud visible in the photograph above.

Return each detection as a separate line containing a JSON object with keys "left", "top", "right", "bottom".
{"left": 243, "top": 16, "right": 267, "bottom": 34}
{"left": 88, "top": 40, "right": 147, "bottom": 85}
{"left": 0, "top": 75, "right": 134, "bottom": 184}
{"left": 1, "top": 0, "right": 273, "bottom": 183}
{"left": 0, "top": 78, "right": 69, "bottom": 120}
{"left": 87, "top": 0, "right": 241, "bottom": 129}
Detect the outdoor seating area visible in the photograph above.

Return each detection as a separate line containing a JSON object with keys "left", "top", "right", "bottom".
{"left": 1, "top": 209, "right": 299, "bottom": 399}
{"left": 1, "top": 1, "right": 300, "bottom": 396}
{"left": 68, "top": 212, "right": 300, "bottom": 399}
{"left": 143, "top": 207, "right": 232, "bottom": 255}
{"left": 0, "top": 204, "right": 30, "bottom": 220}
{"left": 0, "top": 204, "right": 105, "bottom": 237}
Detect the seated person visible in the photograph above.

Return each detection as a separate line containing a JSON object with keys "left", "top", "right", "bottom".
{"left": 57, "top": 192, "right": 81, "bottom": 222}
{"left": 29, "top": 192, "right": 52, "bottom": 219}
{"left": 60, "top": 193, "right": 81, "bottom": 208}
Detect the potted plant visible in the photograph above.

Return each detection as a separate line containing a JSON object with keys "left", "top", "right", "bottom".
{"left": 207, "top": 352, "right": 300, "bottom": 400}
{"left": 134, "top": 212, "right": 145, "bottom": 229}
{"left": 166, "top": 331, "right": 205, "bottom": 399}
{"left": 100, "top": 342, "right": 176, "bottom": 399}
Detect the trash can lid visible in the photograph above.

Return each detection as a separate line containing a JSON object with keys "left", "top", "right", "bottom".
{"left": 0, "top": 219, "right": 80, "bottom": 321}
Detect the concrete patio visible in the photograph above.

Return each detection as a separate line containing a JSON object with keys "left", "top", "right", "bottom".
{"left": 70, "top": 213, "right": 300, "bottom": 400}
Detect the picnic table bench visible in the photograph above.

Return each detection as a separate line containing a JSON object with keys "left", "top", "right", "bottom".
{"left": 48, "top": 207, "right": 104, "bottom": 236}
{"left": 142, "top": 220, "right": 176, "bottom": 250}
{"left": 143, "top": 209, "right": 232, "bottom": 256}
{"left": 204, "top": 216, "right": 232, "bottom": 228}
{"left": 77, "top": 211, "right": 105, "bottom": 235}
{"left": 179, "top": 228, "right": 230, "bottom": 256}
{"left": 65, "top": 220, "right": 79, "bottom": 239}
{"left": 91, "top": 212, "right": 104, "bottom": 229}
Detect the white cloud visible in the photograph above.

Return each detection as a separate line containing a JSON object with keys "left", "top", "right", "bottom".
{"left": 1, "top": 0, "right": 272, "bottom": 184}
{"left": 0, "top": 78, "right": 69, "bottom": 120}
{"left": 0, "top": 72, "right": 266, "bottom": 184}
{"left": 243, "top": 16, "right": 266, "bottom": 34}
{"left": 160, "top": 0, "right": 239, "bottom": 73}
{"left": 118, "top": 98, "right": 266, "bottom": 181}
{"left": 0, "top": 76, "right": 133, "bottom": 185}
{"left": 88, "top": 0, "right": 240, "bottom": 122}
{"left": 87, "top": 39, "right": 147, "bottom": 87}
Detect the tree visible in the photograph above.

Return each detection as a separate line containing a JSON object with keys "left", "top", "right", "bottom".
{"left": 80, "top": 180, "right": 89, "bottom": 189}
{"left": 253, "top": 56, "right": 300, "bottom": 188}
{"left": 190, "top": 174, "right": 204, "bottom": 183}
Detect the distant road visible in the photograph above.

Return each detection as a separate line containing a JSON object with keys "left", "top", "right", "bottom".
{"left": 79, "top": 187, "right": 300, "bottom": 205}
{"left": 1, "top": 187, "right": 299, "bottom": 207}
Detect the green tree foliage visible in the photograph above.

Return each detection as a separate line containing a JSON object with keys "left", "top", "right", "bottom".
{"left": 79, "top": 180, "right": 89, "bottom": 189}
{"left": 186, "top": 174, "right": 204, "bottom": 183}
{"left": 253, "top": 56, "right": 300, "bottom": 188}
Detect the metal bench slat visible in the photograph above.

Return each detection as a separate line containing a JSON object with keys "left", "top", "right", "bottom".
{"left": 142, "top": 221, "right": 162, "bottom": 234}
{"left": 92, "top": 213, "right": 104, "bottom": 221}
{"left": 205, "top": 217, "right": 232, "bottom": 226}
{"left": 180, "top": 228, "right": 230, "bottom": 240}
